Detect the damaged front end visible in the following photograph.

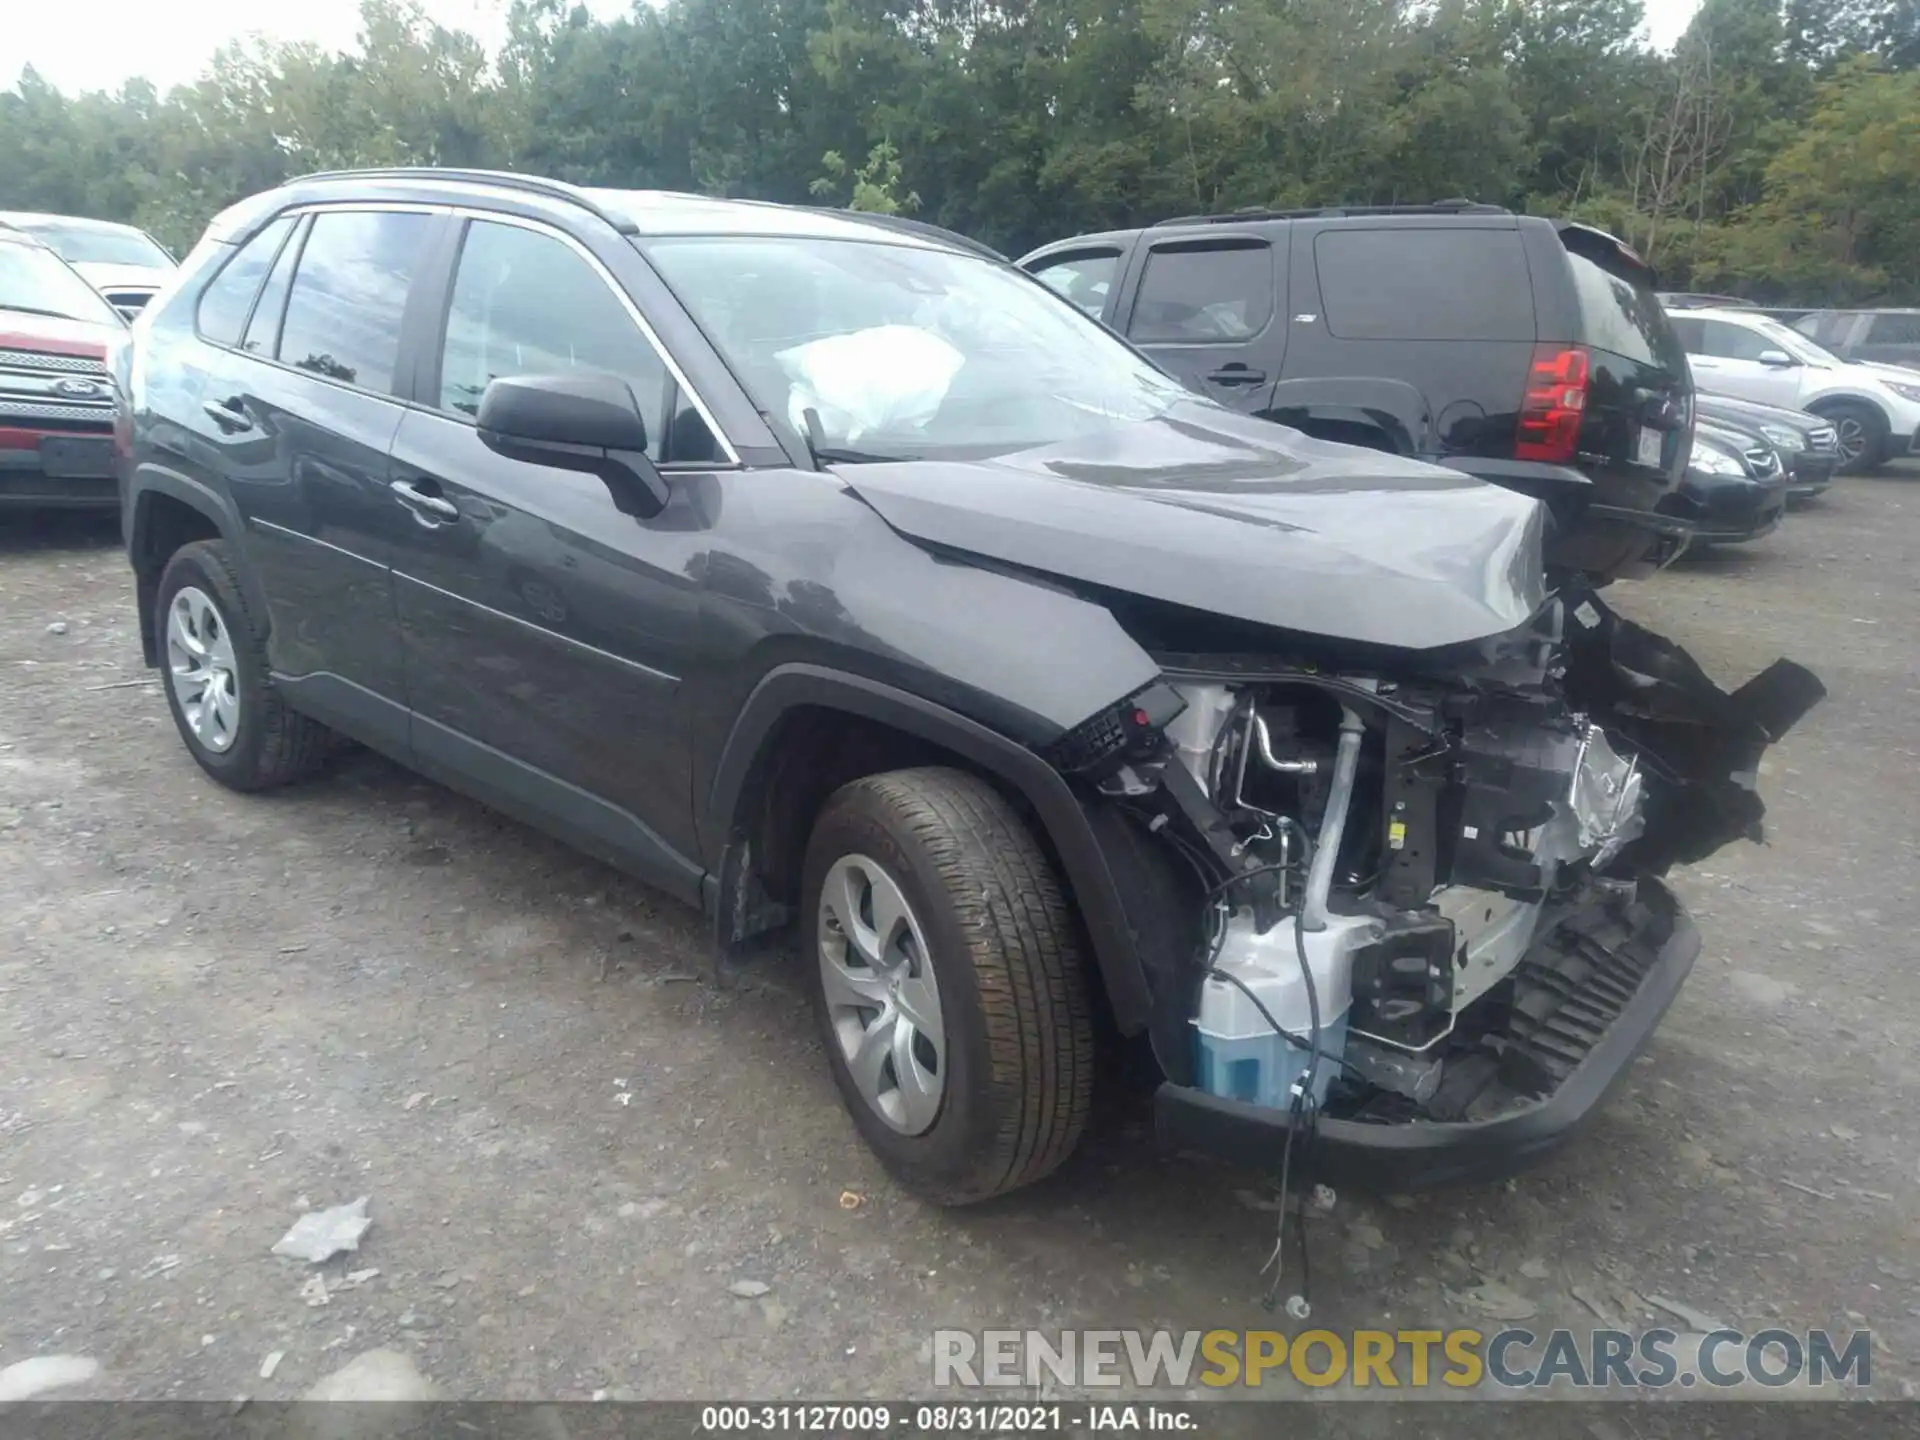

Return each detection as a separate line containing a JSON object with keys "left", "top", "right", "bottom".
{"left": 1056, "top": 588, "right": 1823, "bottom": 1190}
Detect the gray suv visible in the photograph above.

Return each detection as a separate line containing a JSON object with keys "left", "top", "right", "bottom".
{"left": 1794, "top": 309, "right": 1920, "bottom": 372}
{"left": 116, "top": 168, "right": 1822, "bottom": 1207}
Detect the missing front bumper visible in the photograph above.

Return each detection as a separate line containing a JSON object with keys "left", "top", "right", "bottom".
{"left": 1155, "top": 877, "right": 1700, "bottom": 1191}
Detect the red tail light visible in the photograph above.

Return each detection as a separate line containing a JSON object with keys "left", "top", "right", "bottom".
{"left": 1515, "top": 344, "right": 1589, "bottom": 462}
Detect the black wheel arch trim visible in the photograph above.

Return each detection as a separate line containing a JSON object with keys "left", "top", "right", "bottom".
{"left": 704, "top": 663, "right": 1155, "bottom": 1035}
{"left": 126, "top": 465, "right": 265, "bottom": 665}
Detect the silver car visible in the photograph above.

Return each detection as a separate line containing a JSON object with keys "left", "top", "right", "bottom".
{"left": 0, "top": 212, "right": 178, "bottom": 320}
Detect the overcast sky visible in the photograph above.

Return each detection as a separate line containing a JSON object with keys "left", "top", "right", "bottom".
{"left": 14, "top": 0, "right": 1708, "bottom": 97}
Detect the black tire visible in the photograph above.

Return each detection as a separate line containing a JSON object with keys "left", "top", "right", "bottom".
{"left": 1813, "top": 399, "right": 1890, "bottom": 475}
{"left": 154, "top": 540, "right": 331, "bottom": 792}
{"left": 801, "top": 767, "right": 1095, "bottom": 1204}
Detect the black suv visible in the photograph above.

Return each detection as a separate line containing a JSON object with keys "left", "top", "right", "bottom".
{"left": 1020, "top": 205, "right": 1697, "bottom": 580}
{"left": 116, "top": 170, "right": 1818, "bottom": 1207}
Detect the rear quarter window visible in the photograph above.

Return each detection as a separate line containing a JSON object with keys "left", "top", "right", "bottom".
{"left": 195, "top": 216, "right": 296, "bottom": 347}
{"left": 1869, "top": 314, "right": 1920, "bottom": 345}
{"left": 1314, "top": 228, "right": 1533, "bottom": 341}
{"left": 1561, "top": 236, "right": 1687, "bottom": 374}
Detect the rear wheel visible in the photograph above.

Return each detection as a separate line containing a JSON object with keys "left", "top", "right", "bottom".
{"left": 155, "top": 541, "right": 331, "bottom": 791}
{"left": 801, "top": 768, "right": 1094, "bottom": 1204}
{"left": 1814, "top": 400, "right": 1889, "bottom": 474}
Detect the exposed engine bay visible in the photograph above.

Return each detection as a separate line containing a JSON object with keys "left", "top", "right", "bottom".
{"left": 1057, "top": 585, "right": 1825, "bottom": 1135}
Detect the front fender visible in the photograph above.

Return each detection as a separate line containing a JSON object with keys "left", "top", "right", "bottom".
{"left": 705, "top": 663, "right": 1157, "bottom": 1037}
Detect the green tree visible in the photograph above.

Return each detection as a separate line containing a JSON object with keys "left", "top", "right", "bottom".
{"left": 4, "top": 0, "right": 1920, "bottom": 300}
{"left": 811, "top": 138, "right": 920, "bottom": 212}
{"left": 1711, "top": 57, "right": 1920, "bottom": 299}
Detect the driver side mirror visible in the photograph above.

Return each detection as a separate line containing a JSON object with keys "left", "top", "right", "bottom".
{"left": 476, "top": 371, "right": 671, "bottom": 519}
{"left": 1757, "top": 348, "right": 1798, "bottom": 368}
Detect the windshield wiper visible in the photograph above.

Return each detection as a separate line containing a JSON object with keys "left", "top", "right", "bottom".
{"left": 811, "top": 444, "right": 907, "bottom": 465}
{"left": 799, "top": 405, "right": 905, "bottom": 466}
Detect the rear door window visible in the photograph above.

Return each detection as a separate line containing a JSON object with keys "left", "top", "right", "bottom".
{"left": 1315, "top": 228, "right": 1533, "bottom": 341}
{"left": 277, "top": 209, "right": 435, "bottom": 394}
{"left": 1127, "top": 242, "right": 1273, "bottom": 343}
{"left": 1559, "top": 234, "right": 1687, "bottom": 374}
{"left": 1027, "top": 249, "right": 1122, "bottom": 321}
{"left": 196, "top": 216, "right": 295, "bottom": 347}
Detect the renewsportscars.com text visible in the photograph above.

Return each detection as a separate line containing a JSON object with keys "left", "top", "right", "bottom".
{"left": 931, "top": 1328, "right": 1872, "bottom": 1392}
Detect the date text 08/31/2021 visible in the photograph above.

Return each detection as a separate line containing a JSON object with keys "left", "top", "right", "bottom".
{"left": 698, "top": 1405, "right": 1195, "bottom": 1432}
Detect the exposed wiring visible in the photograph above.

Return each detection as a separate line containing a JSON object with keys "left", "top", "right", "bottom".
{"left": 1202, "top": 814, "right": 1326, "bottom": 1317}
{"left": 1260, "top": 1083, "right": 1306, "bottom": 1301}
{"left": 1202, "top": 815, "right": 1317, "bottom": 904}
{"left": 1203, "top": 860, "right": 1295, "bottom": 905}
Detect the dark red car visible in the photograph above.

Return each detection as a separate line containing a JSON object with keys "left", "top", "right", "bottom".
{"left": 0, "top": 225, "right": 126, "bottom": 509}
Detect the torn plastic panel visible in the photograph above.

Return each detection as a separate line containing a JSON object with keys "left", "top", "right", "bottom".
{"left": 1559, "top": 588, "right": 1826, "bottom": 872}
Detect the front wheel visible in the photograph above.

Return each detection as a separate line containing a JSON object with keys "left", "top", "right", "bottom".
{"left": 801, "top": 768, "right": 1094, "bottom": 1204}
{"left": 1814, "top": 400, "right": 1890, "bottom": 474}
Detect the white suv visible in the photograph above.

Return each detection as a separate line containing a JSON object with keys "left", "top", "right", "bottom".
{"left": 1667, "top": 306, "right": 1920, "bottom": 473}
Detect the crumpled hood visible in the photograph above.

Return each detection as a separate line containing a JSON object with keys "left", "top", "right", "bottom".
{"left": 839, "top": 404, "right": 1547, "bottom": 651}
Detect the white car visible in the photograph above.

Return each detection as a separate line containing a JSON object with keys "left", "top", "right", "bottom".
{"left": 0, "top": 212, "right": 177, "bottom": 321}
{"left": 1667, "top": 305, "right": 1920, "bottom": 473}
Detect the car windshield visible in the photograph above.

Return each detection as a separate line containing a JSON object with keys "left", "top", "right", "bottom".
{"left": 643, "top": 235, "right": 1193, "bottom": 460}
{"left": 0, "top": 241, "right": 124, "bottom": 325}
{"left": 21, "top": 221, "right": 174, "bottom": 269}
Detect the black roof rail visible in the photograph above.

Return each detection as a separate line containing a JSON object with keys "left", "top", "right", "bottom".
{"left": 1152, "top": 199, "right": 1511, "bottom": 227}
{"left": 284, "top": 167, "right": 640, "bottom": 234}
{"left": 799, "top": 207, "right": 1007, "bottom": 262}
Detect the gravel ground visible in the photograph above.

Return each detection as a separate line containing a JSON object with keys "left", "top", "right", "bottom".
{"left": 1, "top": 468, "right": 1917, "bottom": 1408}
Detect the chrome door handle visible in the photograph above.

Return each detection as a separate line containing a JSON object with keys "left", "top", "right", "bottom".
{"left": 389, "top": 479, "right": 459, "bottom": 522}
{"left": 202, "top": 398, "right": 252, "bottom": 433}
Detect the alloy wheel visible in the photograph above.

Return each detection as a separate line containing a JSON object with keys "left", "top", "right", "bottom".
{"left": 1833, "top": 415, "right": 1868, "bottom": 466}
{"left": 166, "top": 585, "right": 241, "bottom": 754}
{"left": 817, "top": 853, "right": 946, "bottom": 1135}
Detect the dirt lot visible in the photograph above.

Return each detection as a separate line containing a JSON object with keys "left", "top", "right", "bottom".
{"left": 2, "top": 469, "right": 1918, "bottom": 1408}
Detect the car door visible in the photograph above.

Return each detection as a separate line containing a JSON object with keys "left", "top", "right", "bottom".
{"left": 200, "top": 204, "right": 445, "bottom": 748}
{"left": 1672, "top": 314, "right": 1803, "bottom": 407}
{"left": 385, "top": 211, "right": 735, "bottom": 900}
{"left": 1117, "top": 232, "right": 1285, "bottom": 411}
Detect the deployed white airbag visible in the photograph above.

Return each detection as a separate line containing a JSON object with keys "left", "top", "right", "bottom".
{"left": 778, "top": 325, "right": 963, "bottom": 443}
